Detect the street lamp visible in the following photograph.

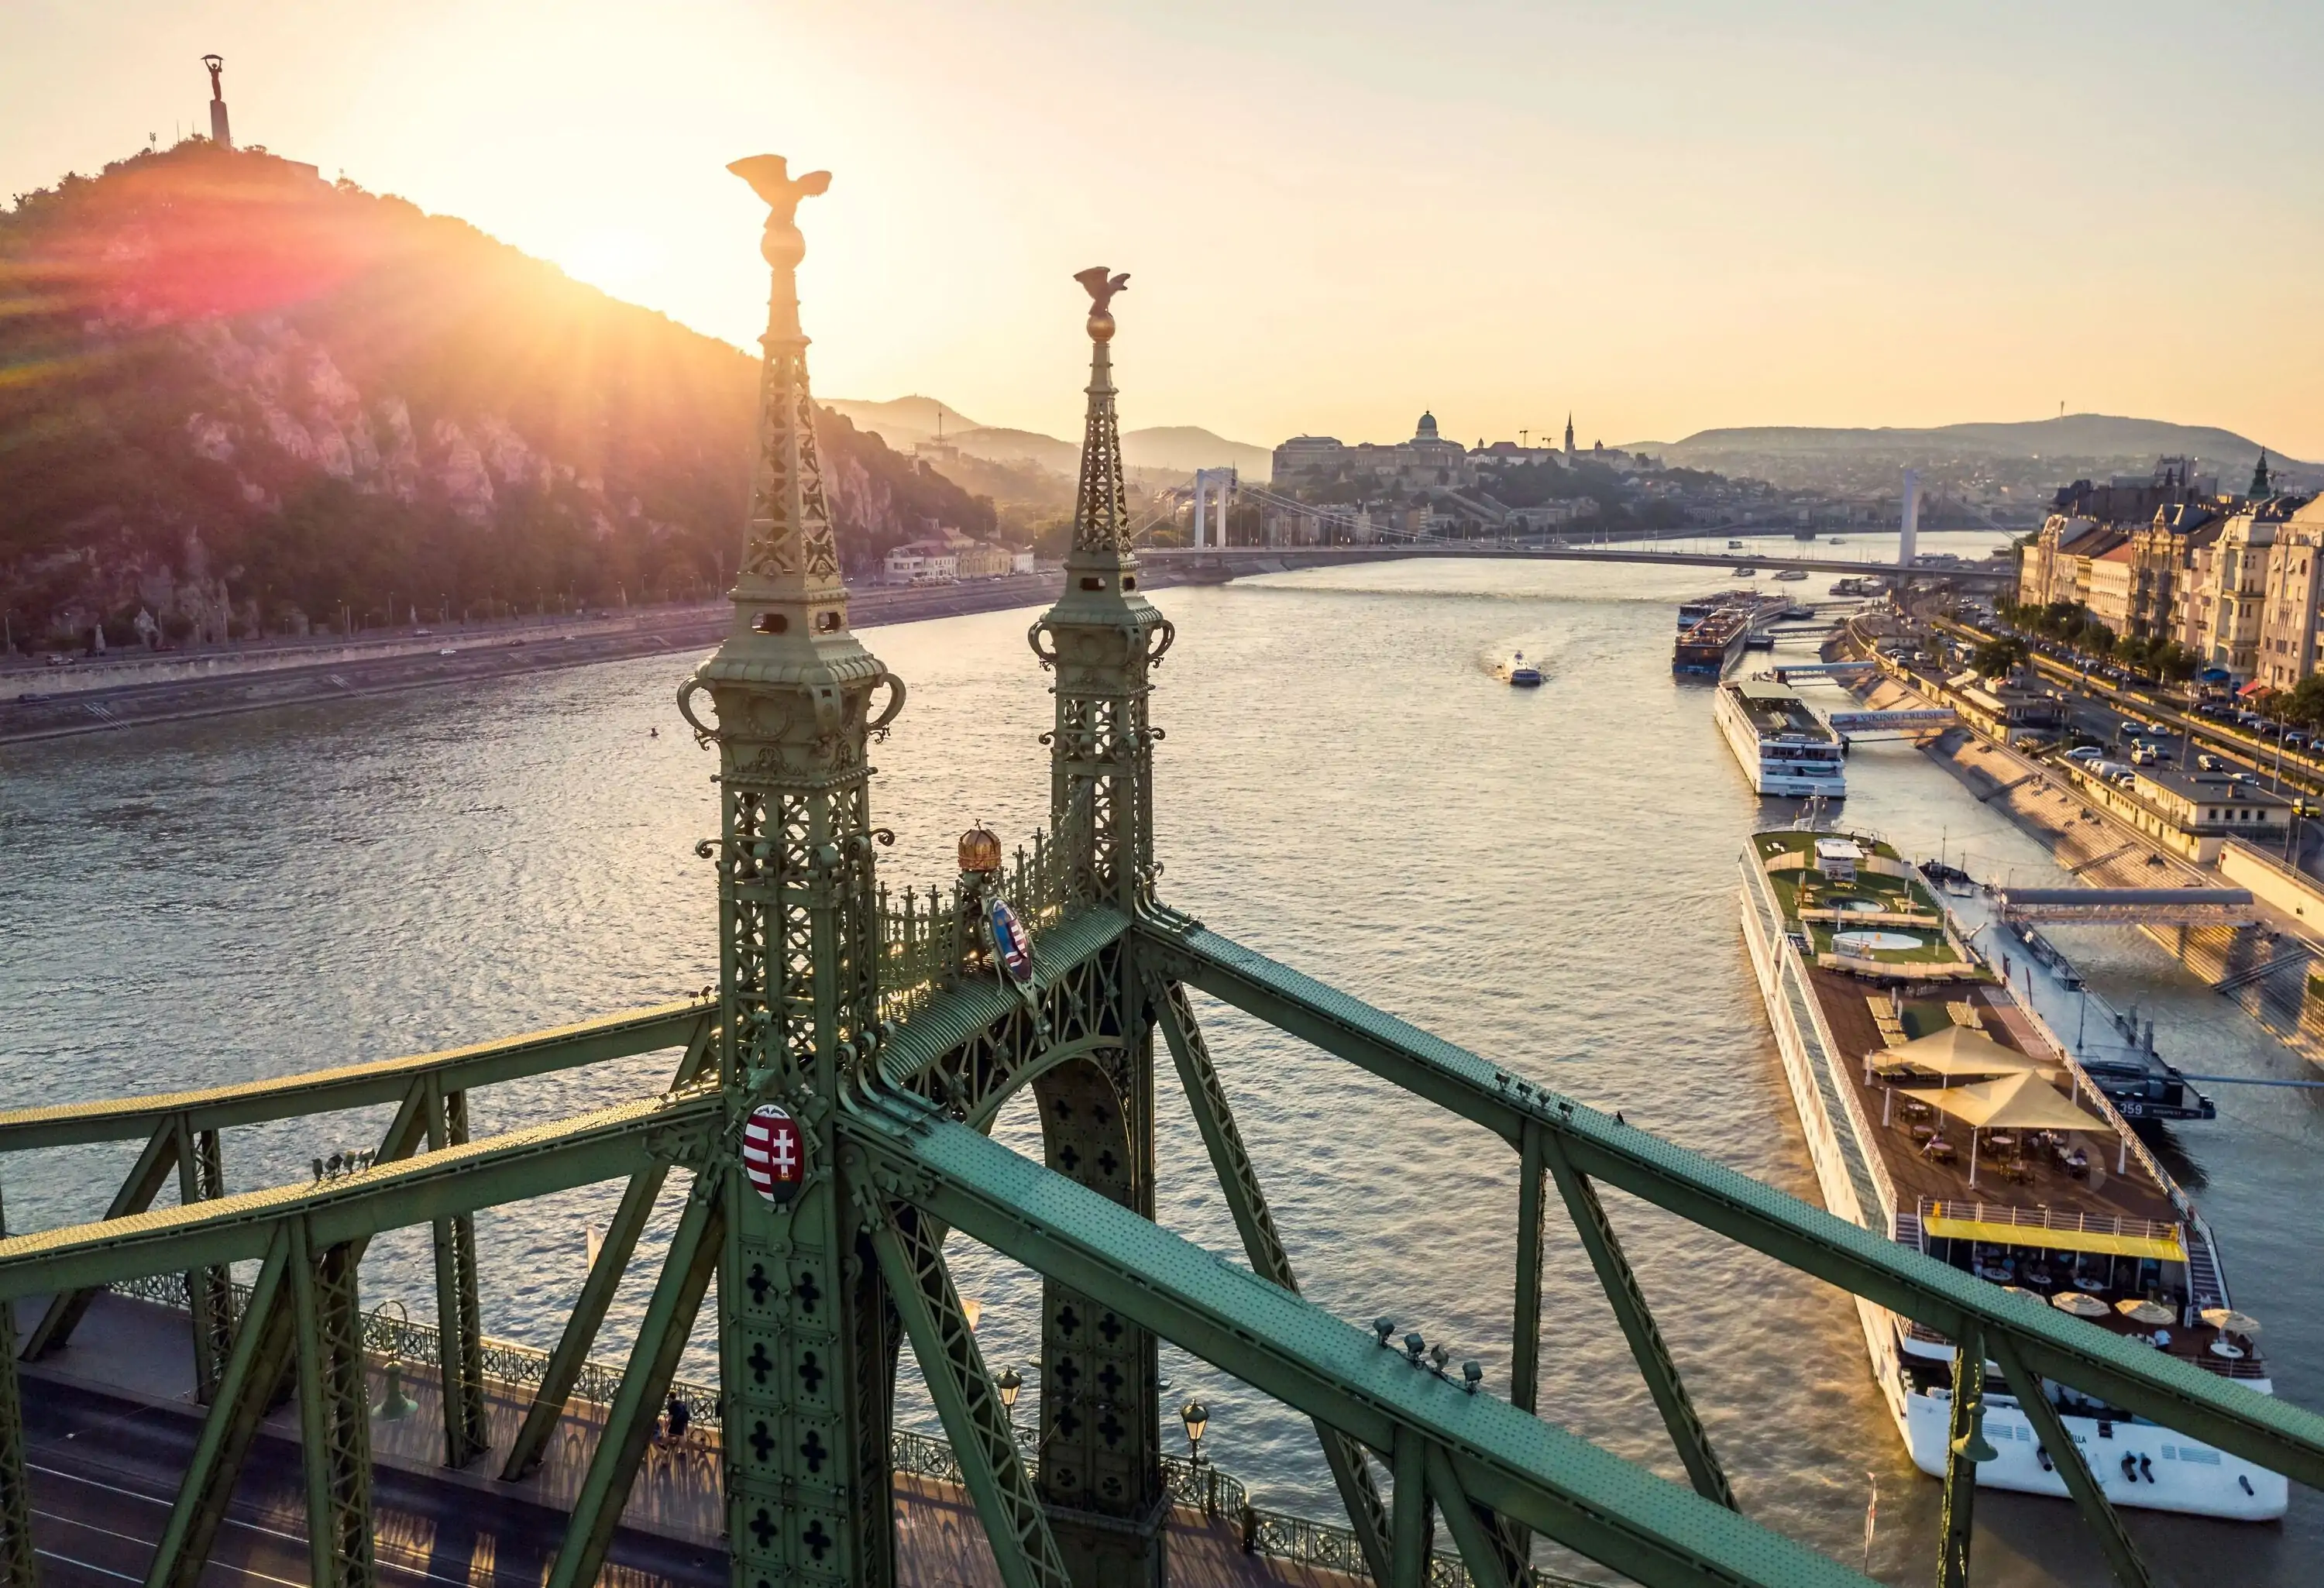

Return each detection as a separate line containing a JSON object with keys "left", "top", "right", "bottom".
{"left": 996, "top": 1366, "right": 1022, "bottom": 1438}
{"left": 1178, "top": 1400, "right": 1208, "bottom": 1466}
{"left": 370, "top": 1300, "right": 419, "bottom": 1421}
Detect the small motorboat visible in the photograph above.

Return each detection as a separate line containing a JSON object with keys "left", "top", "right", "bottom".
{"left": 1508, "top": 650, "right": 1544, "bottom": 687}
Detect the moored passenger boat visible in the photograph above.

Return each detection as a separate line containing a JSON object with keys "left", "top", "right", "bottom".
{"left": 1738, "top": 828, "right": 2284, "bottom": 1519}
{"left": 1715, "top": 680, "right": 1845, "bottom": 796}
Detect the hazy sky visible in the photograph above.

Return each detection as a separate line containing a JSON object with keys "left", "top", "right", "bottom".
{"left": 8, "top": 1, "right": 2322, "bottom": 455}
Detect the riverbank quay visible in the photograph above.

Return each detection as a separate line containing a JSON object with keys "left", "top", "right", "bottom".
{"left": 1838, "top": 639, "right": 2324, "bottom": 1067}
{"left": 1934, "top": 615, "right": 2324, "bottom": 803}
{"left": 0, "top": 572, "right": 1090, "bottom": 745}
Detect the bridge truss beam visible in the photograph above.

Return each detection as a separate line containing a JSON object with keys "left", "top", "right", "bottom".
{"left": 1142, "top": 922, "right": 2324, "bottom": 1492}
{"left": 845, "top": 1088, "right": 1878, "bottom": 1588}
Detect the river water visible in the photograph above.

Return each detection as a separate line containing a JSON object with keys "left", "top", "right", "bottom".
{"left": 3, "top": 539, "right": 2317, "bottom": 1586}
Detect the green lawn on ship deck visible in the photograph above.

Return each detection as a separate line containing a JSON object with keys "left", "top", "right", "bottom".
{"left": 1753, "top": 832, "right": 1968, "bottom": 967}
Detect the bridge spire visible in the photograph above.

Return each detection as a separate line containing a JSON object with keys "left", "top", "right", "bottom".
{"left": 643, "top": 154, "right": 906, "bottom": 1588}
{"left": 1022, "top": 268, "right": 1173, "bottom": 1587}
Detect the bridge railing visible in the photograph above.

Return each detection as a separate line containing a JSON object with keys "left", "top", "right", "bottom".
{"left": 878, "top": 828, "right": 1071, "bottom": 1023}
{"left": 103, "top": 1270, "right": 1580, "bottom": 1588}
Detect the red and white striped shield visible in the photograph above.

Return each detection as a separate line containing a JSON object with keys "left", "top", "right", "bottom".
{"left": 741, "top": 1105, "right": 804, "bottom": 1205}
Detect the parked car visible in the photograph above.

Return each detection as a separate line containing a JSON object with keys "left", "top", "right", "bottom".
{"left": 2197, "top": 754, "right": 2226, "bottom": 772}
{"left": 2064, "top": 746, "right": 2104, "bottom": 763}
{"left": 2130, "top": 744, "right": 2162, "bottom": 765}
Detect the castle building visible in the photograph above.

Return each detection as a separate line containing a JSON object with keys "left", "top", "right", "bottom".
{"left": 1270, "top": 411, "right": 1476, "bottom": 490}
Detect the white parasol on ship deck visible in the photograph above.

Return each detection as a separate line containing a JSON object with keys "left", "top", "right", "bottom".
{"left": 2116, "top": 1298, "right": 2174, "bottom": 1325}
{"left": 1917, "top": 1071, "right": 2109, "bottom": 1188}
{"left": 2201, "top": 1308, "right": 2262, "bottom": 1337}
{"left": 2052, "top": 1291, "right": 2110, "bottom": 1318}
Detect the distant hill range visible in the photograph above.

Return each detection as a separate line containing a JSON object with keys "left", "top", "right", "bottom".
{"left": 825, "top": 397, "right": 1274, "bottom": 482}
{"left": 0, "top": 143, "right": 995, "bottom": 648}
{"left": 1634, "top": 415, "right": 2318, "bottom": 486}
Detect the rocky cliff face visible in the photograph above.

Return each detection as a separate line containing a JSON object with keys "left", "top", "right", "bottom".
{"left": 0, "top": 141, "right": 995, "bottom": 647}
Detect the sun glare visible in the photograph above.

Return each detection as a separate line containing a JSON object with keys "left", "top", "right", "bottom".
{"left": 553, "top": 228, "right": 670, "bottom": 298}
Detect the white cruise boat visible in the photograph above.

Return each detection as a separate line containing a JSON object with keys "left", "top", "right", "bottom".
{"left": 1738, "top": 829, "right": 2286, "bottom": 1519}
{"left": 1714, "top": 679, "right": 1847, "bottom": 798}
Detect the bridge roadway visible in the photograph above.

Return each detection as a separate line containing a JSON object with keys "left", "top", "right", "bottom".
{"left": 1137, "top": 542, "right": 2011, "bottom": 583}
{"left": 11, "top": 1291, "right": 1340, "bottom": 1588}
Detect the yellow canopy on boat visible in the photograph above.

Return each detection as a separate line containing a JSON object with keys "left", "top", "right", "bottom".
{"left": 1874, "top": 1025, "right": 2051, "bottom": 1081}
{"left": 1919, "top": 1071, "right": 2106, "bottom": 1133}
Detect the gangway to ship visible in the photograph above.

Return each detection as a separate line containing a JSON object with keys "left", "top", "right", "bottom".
{"left": 1772, "top": 660, "right": 1876, "bottom": 682}
{"left": 1825, "top": 706, "right": 1956, "bottom": 734}
{"left": 1996, "top": 885, "right": 2258, "bottom": 926}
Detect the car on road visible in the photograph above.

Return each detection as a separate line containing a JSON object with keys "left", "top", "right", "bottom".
{"left": 2130, "top": 744, "right": 2163, "bottom": 765}
{"left": 2064, "top": 745, "right": 2103, "bottom": 763}
{"left": 2197, "top": 753, "right": 2226, "bottom": 772}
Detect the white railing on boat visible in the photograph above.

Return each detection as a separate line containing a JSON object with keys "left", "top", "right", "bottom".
{"left": 1919, "top": 1198, "right": 2181, "bottom": 1250}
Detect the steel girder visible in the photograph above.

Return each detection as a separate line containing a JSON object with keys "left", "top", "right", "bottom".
{"left": 1992, "top": 1338, "right": 2156, "bottom": 1588}
{"left": 864, "top": 1190, "right": 1074, "bottom": 1588}
{"left": 0, "top": 999, "right": 712, "bottom": 1153}
{"left": 422, "top": 1080, "right": 490, "bottom": 1468}
{"left": 1143, "top": 922, "right": 2324, "bottom": 1490}
{"left": 1029, "top": 1032, "right": 1167, "bottom": 1588}
{"left": 0, "top": 1282, "right": 29, "bottom": 1588}
{"left": 0, "top": 1091, "right": 717, "bottom": 1301}
{"left": 290, "top": 1222, "right": 376, "bottom": 1588}
{"left": 1936, "top": 1325, "right": 1985, "bottom": 1588}
{"left": 1148, "top": 974, "right": 1396, "bottom": 1588}
{"left": 20, "top": 1113, "right": 183, "bottom": 1358}
{"left": 177, "top": 1121, "right": 235, "bottom": 1402}
{"left": 1533, "top": 1126, "right": 1733, "bottom": 1510}
{"left": 502, "top": 1019, "right": 719, "bottom": 1481}
{"left": 844, "top": 1088, "right": 1879, "bottom": 1588}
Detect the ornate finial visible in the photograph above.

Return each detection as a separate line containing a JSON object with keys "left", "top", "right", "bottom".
{"left": 1065, "top": 266, "right": 1131, "bottom": 559}
{"left": 729, "top": 155, "right": 831, "bottom": 270}
{"left": 1074, "top": 266, "right": 1129, "bottom": 342}
{"left": 720, "top": 154, "right": 842, "bottom": 613}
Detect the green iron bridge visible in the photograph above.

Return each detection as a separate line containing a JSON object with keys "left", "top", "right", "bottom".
{"left": 0, "top": 157, "right": 2317, "bottom": 1588}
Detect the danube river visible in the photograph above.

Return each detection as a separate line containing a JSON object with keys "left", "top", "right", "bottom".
{"left": 5, "top": 542, "right": 2317, "bottom": 1585}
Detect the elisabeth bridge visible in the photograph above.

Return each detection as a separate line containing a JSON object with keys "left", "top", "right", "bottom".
{"left": 0, "top": 156, "right": 2312, "bottom": 1588}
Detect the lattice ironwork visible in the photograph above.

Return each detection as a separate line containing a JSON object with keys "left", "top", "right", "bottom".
{"left": 427, "top": 1084, "right": 490, "bottom": 1468}
{"left": 180, "top": 1121, "right": 237, "bottom": 1403}
{"left": 293, "top": 1229, "right": 376, "bottom": 1588}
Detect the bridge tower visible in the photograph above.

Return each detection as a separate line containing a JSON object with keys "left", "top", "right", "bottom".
{"left": 1026, "top": 268, "right": 1174, "bottom": 1588}
{"left": 624, "top": 154, "right": 908, "bottom": 1588}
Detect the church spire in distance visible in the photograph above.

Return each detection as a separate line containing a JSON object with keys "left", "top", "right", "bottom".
{"left": 2252, "top": 449, "right": 2272, "bottom": 498}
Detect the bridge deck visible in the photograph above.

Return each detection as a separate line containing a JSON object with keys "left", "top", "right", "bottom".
{"left": 12, "top": 1293, "right": 1350, "bottom": 1588}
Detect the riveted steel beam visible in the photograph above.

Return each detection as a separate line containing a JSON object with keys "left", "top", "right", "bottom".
{"left": 0, "top": 999, "right": 712, "bottom": 1153}
{"left": 142, "top": 1226, "right": 296, "bottom": 1588}
{"left": 177, "top": 1119, "right": 236, "bottom": 1403}
{"left": 290, "top": 1221, "right": 375, "bottom": 1588}
{"left": 499, "top": 1016, "right": 714, "bottom": 1481}
{"left": 1390, "top": 1427, "right": 1430, "bottom": 1588}
{"left": 1425, "top": 1442, "right": 1516, "bottom": 1588}
{"left": 21, "top": 1115, "right": 181, "bottom": 1358}
{"left": 867, "top": 1192, "right": 1073, "bottom": 1588}
{"left": 1150, "top": 973, "right": 1394, "bottom": 1588}
{"left": 546, "top": 1173, "right": 723, "bottom": 1588}
{"left": 424, "top": 1079, "right": 489, "bottom": 1469}
{"left": 1992, "top": 1336, "right": 2155, "bottom": 1588}
{"left": 1937, "top": 1324, "right": 1985, "bottom": 1588}
{"left": 847, "top": 1091, "right": 1877, "bottom": 1588}
{"left": 1536, "top": 1127, "right": 1732, "bottom": 1510}
{"left": 1147, "top": 923, "right": 2324, "bottom": 1490}
{"left": 0, "top": 1092, "right": 717, "bottom": 1303}
{"left": 0, "top": 1284, "right": 30, "bottom": 1588}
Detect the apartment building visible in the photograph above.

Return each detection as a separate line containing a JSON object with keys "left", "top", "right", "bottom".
{"left": 2202, "top": 506, "right": 2283, "bottom": 678}
{"left": 2254, "top": 496, "right": 2324, "bottom": 690}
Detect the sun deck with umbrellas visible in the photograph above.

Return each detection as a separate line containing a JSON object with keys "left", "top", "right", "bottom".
{"left": 1754, "top": 829, "right": 2267, "bottom": 1386}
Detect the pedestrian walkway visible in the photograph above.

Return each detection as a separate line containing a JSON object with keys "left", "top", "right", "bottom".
{"left": 13, "top": 1291, "right": 1370, "bottom": 1588}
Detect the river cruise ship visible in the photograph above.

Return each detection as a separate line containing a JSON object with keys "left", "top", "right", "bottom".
{"left": 1716, "top": 679, "right": 1847, "bottom": 798}
{"left": 1738, "top": 827, "right": 2284, "bottom": 1519}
